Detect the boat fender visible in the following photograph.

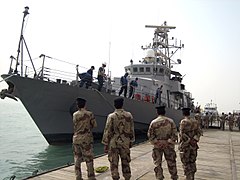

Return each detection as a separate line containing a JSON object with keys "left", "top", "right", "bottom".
{"left": 95, "top": 166, "right": 109, "bottom": 173}
{"left": 134, "top": 93, "right": 141, "bottom": 101}
{"left": 151, "top": 96, "right": 155, "bottom": 103}
{"left": 144, "top": 95, "right": 150, "bottom": 102}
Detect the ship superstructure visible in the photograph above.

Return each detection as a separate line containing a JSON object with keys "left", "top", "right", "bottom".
{"left": 113, "top": 22, "right": 193, "bottom": 110}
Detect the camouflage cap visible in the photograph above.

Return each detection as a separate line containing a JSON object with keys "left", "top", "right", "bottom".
{"left": 155, "top": 105, "right": 166, "bottom": 115}
{"left": 182, "top": 107, "right": 191, "bottom": 116}
{"left": 155, "top": 105, "right": 165, "bottom": 110}
{"left": 76, "top": 97, "right": 86, "bottom": 108}
{"left": 114, "top": 97, "right": 124, "bottom": 108}
{"left": 182, "top": 107, "right": 191, "bottom": 112}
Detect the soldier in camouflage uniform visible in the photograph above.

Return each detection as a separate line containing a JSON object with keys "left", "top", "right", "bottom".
{"left": 179, "top": 108, "right": 202, "bottom": 180}
{"left": 203, "top": 112, "right": 209, "bottom": 129}
{"left": 228, "top": 112, "right": 234, "bottom": 131}
{"left": 72, "top": 97, "right": 97, "bottom": 180}
{"left": 194, "top": 111, "right": 203, "bottom": 136}
{"left": 148, "top": 106, "right": 178, "bottom": 180}
{"left": 220, "top": 112, "right": 226, "bottom": 131}
{"left": 102, "top": 97, "right": 135, "bottom": 180}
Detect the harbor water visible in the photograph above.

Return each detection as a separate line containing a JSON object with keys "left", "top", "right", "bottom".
{"left": 0, "top": 99, "right": 147, "bottom": 180}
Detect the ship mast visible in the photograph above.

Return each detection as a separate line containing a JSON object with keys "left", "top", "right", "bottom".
{"left": 14, "top": 6, "right": 36, "bottom": 77}
{"left": 145, "top": 21, "right": 183, "bottom": 69}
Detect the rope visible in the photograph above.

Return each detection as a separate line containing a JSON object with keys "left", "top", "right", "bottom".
{"left": 93, "top": 89, "right": 150, "bottom": 128}
{"left": 51, "top": 57, "right": 77, "bottom": 66}
{"left": 24, "top": 56, "right": 40, "bottom": 62}
{"left": 47, "top": 68, "right": 75, "bottom": 75}
{"left": 93, "top": 89, "right": 115, "bottom": 111}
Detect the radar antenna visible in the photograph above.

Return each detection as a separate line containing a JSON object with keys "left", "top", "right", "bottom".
{"left": 144, "top": 21, "right": 183, "bottom": 68}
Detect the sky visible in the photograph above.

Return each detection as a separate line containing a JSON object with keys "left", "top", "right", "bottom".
{"left": 0, "top": 0, "right": 240, "bottom": 113}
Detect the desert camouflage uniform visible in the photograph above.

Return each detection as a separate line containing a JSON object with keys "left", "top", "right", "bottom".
{"left": 220, "top": 114, "right": 227, "bottom": 131}
{"left": 148, "top": 115, "right": 178, "bottom": 180}
{"left": 203, "top": 114, "right": 209, "bottom": 129}
{"left": 179, "top": 117, "right": 202, "bottom": 180}
{"left": 228, "top": 114, "right": 234, "bottom": 131}
{"left": 73, "top": 109, "right": 97, "bottom": 180}
{"left": 102, "top": 109, "right": 135, "bottom": 180}
{"left": 194, "top": 113, "right": 203, "bottom": 136}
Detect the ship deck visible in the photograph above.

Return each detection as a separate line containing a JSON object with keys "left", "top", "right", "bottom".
{"left": 26, "top": 127, "right": 240, "bottom": 180}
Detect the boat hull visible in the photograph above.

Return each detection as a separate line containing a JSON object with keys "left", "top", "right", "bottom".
{"left": 1, "top": 74, "right": 183, "bottom": 144}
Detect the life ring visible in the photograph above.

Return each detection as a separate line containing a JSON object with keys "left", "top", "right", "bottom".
{"left": 144, "top": 95, "right": 150, "bottom": 102}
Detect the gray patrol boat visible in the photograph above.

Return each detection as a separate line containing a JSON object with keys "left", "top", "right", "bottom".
{"left": 1, "top": 7, "right": 194, "bottom": 144}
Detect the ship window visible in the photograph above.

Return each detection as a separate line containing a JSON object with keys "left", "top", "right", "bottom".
{"left": 133, "top": 67, "right": 138, "bottom": 72}
{"left": 146, "top": 67, "right": 151, "bottom": 72}
{"left": 181, "top": 84, "right": 185, "bottom": 90}
{"left": 140, "top": 67, "right": 144, "bottom": 72}
{"left": 159, "top": 68, "right": 164, "bottom": 73}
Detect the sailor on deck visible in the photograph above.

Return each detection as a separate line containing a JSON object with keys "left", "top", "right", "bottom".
{"left": 119, "top": 72, "right": 129, "bottom": 97}
{"left": 128, "top": 77, "right": 138, "bottom": 99}
{"left": 97, "top": 62, "right": 106, "bottom": 91}
{"left": 79, "top": 66, "right": 95, "bottom": 89}
{"left": 154, "top": 85, "right": 163, "bottom": 105}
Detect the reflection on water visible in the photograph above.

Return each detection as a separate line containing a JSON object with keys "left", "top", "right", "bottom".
{"left": 8, "top": 138, "right": 147, "bottom": 180}
{"left": 2, "top": 141, "right": 105, "bottom": 180}
{"left": 27, "top": 135, "right": 147, "bottom": 177}
{"left": 28, "top": 144, "right": 74, "bottom": 175}
{"left": 31, "top": 142, "right": 105, "bottom": 174}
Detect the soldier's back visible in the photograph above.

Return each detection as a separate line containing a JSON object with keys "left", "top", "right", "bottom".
{"left": 150, "top": 116, "right": 175, "bottom": 140}
{"left": 108, "top": 109, "right": 134, "bottom": 148}
{"left": 73, "top": 109, "right": 96, "bottom": 144}
{"left": 180, "top": 117, "right": 199, "bottom": 137}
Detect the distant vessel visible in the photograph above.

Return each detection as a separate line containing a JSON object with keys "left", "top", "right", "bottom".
{"left": 203, "top": 100, "right": 219, "bottom": 127}
{"left": 1, "top": 7, "right": 194, "bottom": 144}
{"left": 203, "top": 100, "right": 218, "bottom": 116}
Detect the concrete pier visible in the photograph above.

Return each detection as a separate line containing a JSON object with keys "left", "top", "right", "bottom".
{"left": 27, "top": 128, "right": 240, "bottom": 179}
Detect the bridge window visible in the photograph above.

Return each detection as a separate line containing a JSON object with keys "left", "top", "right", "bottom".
{"left": 159, "top": 68, "right": 164, "bottom": 73}
{"left": 146, "top": 67, "right": 151, "bottom": 72}
{"left": 140, "top": 67, "right": 144, "bottom": 72}
{"left": 133, "top": 67, "right": 138, "bottom": 72}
